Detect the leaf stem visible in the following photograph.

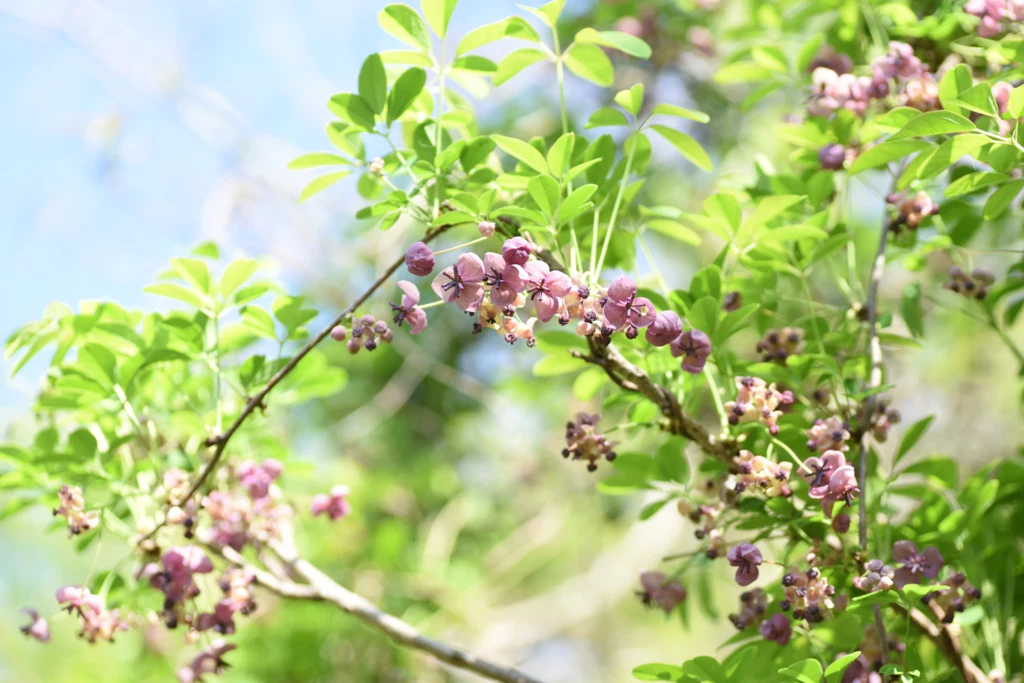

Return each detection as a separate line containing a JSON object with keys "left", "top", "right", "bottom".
{"left": 595, "top": 136, "right": 638, "bottom": 278}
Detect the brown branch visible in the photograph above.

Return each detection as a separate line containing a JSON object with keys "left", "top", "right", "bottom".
{"left": 212, "top": 542, "right": 544, "bottom": 683}
{"left": 896, "top": 604, "right": 990, "bottom": 683}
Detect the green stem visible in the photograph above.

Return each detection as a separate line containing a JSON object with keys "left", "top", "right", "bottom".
{"left": 432, "top": 44, "right": 447, "bottom": 218}
{"left": 595, "top": 137, "right": 638, "bottom": 278}
{"left": 702, "top": 366, "right": 729, "bottom": 431}
{"left": 986, "top": 305, "right": 1024, "bottom": 369}
{"left": 638, "top": 233, "right": 670, "bottom": 296}
{"left": 432, "top": 236, "right": 489, "bottom": 256}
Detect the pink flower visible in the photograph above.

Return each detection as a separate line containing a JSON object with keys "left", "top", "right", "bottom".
{"left": 802, "top": 450, "right": 847, "bottom": 499}
{"left": 603, "top": 277, "right": 656, "bottom": 336}
{"left": 645, "top": 311, "right": 683, "bottom": 346}
{"left": 670, "top": 329, "right": 712, "bottom": 374}
{"left": 391, "top": 281, "right": 428, "bottom": 334}
{"left": 177, "top": 639, "right": 237, "bottom": 683}
{"left": 524, "top": 261, "right": 572, "bottom": 322}
{"left": 482, "top": 252, "right": 528, "bottom": 307}
{"left": 20, "top": 609, "right": 50, "bottom": 642}
{"left": 311, "top": 485, "right": 351, "bottom": 520}
{"left": 501, "top": 236, "right": 532, "bottom": 266}
{"left": 431, "top": 253, "right": 485, "bottom": 312}
{"left": 236, "top": 459, "right": 282, "bottom": 500}
{"left": 163, "top": 545, "right": 215, "bottom": 579}
{"left": 759, "top": 613, "right": 791, "bottom": 645}
{"left": 821, "top": 465, "right": 859, "bottom": 518}
{"left": 727, "top": 543, "right": 763, "bottom": 586}
{"left": 478, "top": 220, "right": 496, "bottom": 237}
{"left": 405, "top": 241, "right": 435, "bottom": 276}
{"left": 55, "top": 585, "right": 103, "bottom": 615}
{"left": 638, "top": 570, "right": 687, "bottom": 613}
{"left": 892, "top": 541, "right": 944, "bottom": 589}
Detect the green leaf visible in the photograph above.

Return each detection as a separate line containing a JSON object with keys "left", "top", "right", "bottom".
{"left": 494, "top": 47, "right": 548, "bottom": 86}
{"left": 557, "top": 184, "right": 597, "bottom": 223}
{"left": 527, "top": 175, "right": 560, "bottom": 216}
{"left": 328, "top": 93, "right": 377, "bottom": 130}
{"left": 951, "top": 82, "right": 998, "bottom": 117}
{"left": 546, "top": 133, "right": 575, "bottom": 178}
{"left": 713, "top": 61, "right": 770, "bottom": 84}
{"left": 900, "top": 283, "right": 924, "bottom": 338}
{"left": 379, "top": 49, "right": 434, "bottom": 67}
{"left": 946, "top": 171, "right": 1010, "bottom": 198}
{"left": 358, "top": 53, "right": 388, "bottom": 114}
{"left": 849, "top": 140, "right": 933, "bottom": 174}
{"left": 651, "top": 103, "right": 709, "bottom": 123}
{"left": 565, "top": 43, "right": 614, "bottom": 87}
{"left": 171, "top": 257, "right": 211, "bottom": 293}
{"left": 825, "top": 653, "right": 861, "bottom": 683}
{"left": 575, "top": 28, "right": 652, "bottom": 59}
{"left": 378, "top": 4, "right": 432, "bottom": 50}
{"left": 655, "top": 437, "right": 689, "bottom": 483}
{"left": 386, "top": 68, "right": 427, "bottom": 125}
{"left": 586, "top": 107, "right": 629, "bottom": 129}
{"left": 456, "top": 16, "right": 539, "bottom": 56}
{"left": 450, "top": 55, "right": 497, "bottom": 73}
{"left": 298, "top": 171, "right": 351, "bottom": 202}
{"left": 518, "top": 0, "right": 565, "bottom": 28}
{"left": 914, "top": 134, "right": 988, "bottom": 180}
{"left": 650, "top": 125, "right": 712, "bottom": 171}
{"left": 983, "top": 179, "right": 1024, "bottom": 219}
{"left": 681, "top": 656, "right": 728, "bottom": 683}
{"left": 1008, "top": 84, "right": 1024, "bottom": 118}
{"left": 646, "top": 219, "right": 701, "bottom": 246}
{"left": 287, "top": 153, "right": 354, "bottom": 170}
{"left": 460, "top": 136, "right": 496, "bottom": 169}
{"left": 422, "top": 0, "right": 457, "bottom": 38}
{"left": 687, "top": 296, "right": 719, "bottom": 340}
{"left": 241, "top": 306, "right": 278, "bottom": 341}
{"left": 752, "top": 45, "right": 789, "bottom": 72}
{"left": 144, "top": 283, "right": 209, "bottom": 309}
{"left": 492, "top": 134, "right": 549, "bottom": 174}
{"left": 874, "top": 107, "right": 922, "bottom": 132}
{"left": 778, "top": 658, "right": 823, "bottom": 683}
{"left": 326, "top": 122, "right": 365, "bottom": 159}
{"left": 632, "top": 663, "right": 684, "bottom": 682}
{"left": 220, "top": 258, "right": 259, "bottom": 297}
{"left": 894, "top": 415, "right": 934, "bottom": 467}
{"left": 740, "top": 194, "right": 804, "bottom": 240}
{"left": 889, "top": 111, "right": 975, "bottom": 140}
{"left": 532, "top": 353, "right": 580, "bottom": 377}
{"left": 760, "top": 224, "right": 828, "bottom": 242}
{"left": 938, "top": 63, "right": 974, "bottom": 115}
{"left": 614, "top": 83, "right": 644, "bottom": 116}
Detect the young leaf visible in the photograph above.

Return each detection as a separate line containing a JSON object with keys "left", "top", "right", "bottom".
{"left": 951, "top": 82, "right": 998, "bottom": 117}
{"left": 849, "top": 140, "right": 933, "bottom": 174}
{"left": 557, "top": 184, "right": 597, "bottom": 222}
{"left": 386, "top": 68, "right": 427, "bottom": 126}
{"left": 546, "top": 133, "right": 575, "bottom": 178}
{"left": 1008, "top": 84, "right": 1024, "bottom": 118}
{"left": 288, "top": 153, "right": 354, "bottom": 170}
{"left": 778, "top": 658, "right": 824, "bottom": 683}
{"left": 565, "top": 43, "right": 614, "bottom": 87}
{"left": 900, "top": 283, "right": 924, "bottom": 338}
{"left": 646, "top": 219, "right": 701, "bottom": 246}
{"left": 378, "top": 4, "right": 432, "bottom": 51}
{"left": 894, "top": 415, "right": 934, "bottom": 467}
{"left": 518, "top": 0, "right": 565, "bottom": 28}
{"left": 586, "top": 107, "right": 629, "bottom": 129}
{"left": 651, "top": 103, "right": 709, "bottom": 123}
{"left": 450, "top": 56, "right": 497, "bottom": 73}
{"left": 574, "top": 28, "right": 652, "bottom": 59}
{"left": 327, "top": 93, "right": 377, "bottom": 130}
{"left": 983, "top": 178, "right": 1024, "bottom": 219}
{"left": 298, "top": 171, "right": 351, "bottom": 202}
{"left": 944, "top": 171, "right": 1010, "bottom": 198}
{"left": 649, "top": 125, "right": 712, "bottom": 171}
{"left": 421, "top": 0, "right": 457, "bottom": 39}
{"left": 358, "top": 54, "right": 388, "bottom": 114}
{"left": 494, "top": 47, "right": 548, "bottom": 86}
{"left": 527, "top": 175, "right": 560, "bottom": 217}
{"left": 825, "top": 652, "right": 862, "bottom": 683}
{"left": 220, "top": 259, "right": 259, "bottom": 298}
{"left": 456, "top": 16, "right": 539, "bottom": 56}
{"left": 938, "top": 63, "right": 973, "bottom": 114}
{"left": 889, "top": 111, "right": 975, "bottom": 140}
{"left": 144, "top": 284, "right": 209, "bottom": 310}
{"left": 614, "top": 83, "right": 644, "bottom": 116}
{"left": 491, "top": 134, "right": 550, "bottom": 174}
{"left": 171, "top": 258, "right": 211, "bottom": 293}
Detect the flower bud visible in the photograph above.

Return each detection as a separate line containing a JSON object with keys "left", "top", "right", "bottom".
{"left": 405, "top": 241, "right": 436, "bottom": 277}
{"left": 477, "top": 220, "right": 496, "bottom": 237}
{"left": 330, "top": 325, "right": 347, "bottom": 342}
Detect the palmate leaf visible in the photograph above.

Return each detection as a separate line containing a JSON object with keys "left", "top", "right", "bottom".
{"left": 649, "top": 125, "right": 712, "bottom": 171}
{"left": 574, "top": 28, "right": 652, "bottom": 59}
{"left": 358, "top": 53, "right": 388, "bottom": 114}
{"left": 421, "top": 0, "right": 457, "bottom": 38}
{"left": 386, "top": 68, "right": 427, "bottom": 125}
{"left": 378, "top": 3, "right": 431, "bottom": 51}
{"left": 456, "top": 16, "right": 539, "bottom": 56}
{"left": 565, "top": 43, "right": 614, "bottom": 87}
{"left": 493, "top": 47, "right": 548, "bottom": 86}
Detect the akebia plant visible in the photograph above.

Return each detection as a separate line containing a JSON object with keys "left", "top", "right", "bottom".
{"left": 4, "top": 0, "right": 1024, "bottom": 682}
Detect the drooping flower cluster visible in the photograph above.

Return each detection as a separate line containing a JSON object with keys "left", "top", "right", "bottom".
{"left": 801, "top": 450, "right": 859, "bottom": 518}
{"left": 853, "top": 559, "right": 896, "bottom": 593}
{"left": 562, "top": 413, "right": 617, "bottom": 472}
{"left": 55, "top": 585, "right": 129, "bottom": 643}
{"left": 806, "top": 416, "right": 850, "bottom": 452}
{"left": 677, "top": 497, "right": 726, "bottom": 557}
{"left": 756, "top": 327, "right": 804, "bottom": 363}
{"left": 726, "top": 543, "right": 763, "bottom": 586}
{"left": 859, "top": 399, "right": 901, "bottom": 442}
{"left": 926, "top": 571, "right": 983, "bottom": 623}
{"left": 781, "top": 566, "right": 838, "bottom": 623}
{"left": 311, "top": 485, "right": 351, "bottom": 520}
{"left": 887, "top": 191, "right": 938, "bottom": 232}
{"left": 53, "top": 484, "right": 99, "bottom": 536}
{"left": 637, "top": 570, "right": 687, "bottom": 614}
{"left": 344, "top": 314, "right": 393, "bottom": 354}
{"left": 943, "top": 266, "right": 995, "bottom": 300}
{"left": 730, "top": 450, "right": 793, "bottom": 497}
{"left": 728, "top": 588, "right": 767, "bottom": 629}
{"left": 195, "top": 568, "right": 257, "bottom": 635}
{"left": 201, "top": 459, "right": 292, "bottom": 551}
{"left": 143, "top": 545, "right": 215, "bottom": 629}
{"left": 724, "top": 376, "right": 794, "bottom": 435}
{"left": 965, "top": 0, "right": 1024, "bottom": 37}
{"left": 177, "top": 639, "right": 237, "bottom": 683}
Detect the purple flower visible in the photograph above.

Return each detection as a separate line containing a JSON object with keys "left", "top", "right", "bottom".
{"left": 311, "top": 485, "right": 351, "bottom": 521}
{"left": 821, "top": 464, "right": 859, "bottom": 518}
{"left": 177, "top": 639, "right": 237, "bottom": 683}
{"left": 819, "top": 144, "right": 846, "bottom": 170}
{"left": 55, "top": 585, "right": 103, "bottom": 615}
{"left": 431, "top": 253, "right": 486, "bottom": 313}
{"left": 639, "top": 570, "right": 687, "bottom": 614}
{"left": 501, "top": 236, "right": 532, "bottom": 266}
{"left": 482, "top": 252, "right": 528, "bottom": 307}
{"left": 727, "top": 543, "right": 763, "bottom": 586}
{"left": 524, "top": 261, "right": 572, "bottom": 322}
{"left": 20, "top": 609, "right": 50, "bottom": 642}
{"left": 163, "top": 546, "right": 214, "bottom": 579}
{"left": 236, "top": 459, "right": 282, "bottom": 500}
{"left": 670, "top": 329, "right": 712, "bottom": 374}
{"left": 759, "top": 613, "right": 791, "bottom": 645}
{"left": 645, "top": 311, "right": 683, "bottom": 347}
{"left": 405, "top": 241, "right": 435, "bottom": 277}
{"left": 892, "top": 540, "right": 944, "bottom": 589}
{"left": 802, "top": 450, "right": 846, "bottom": 498}
{"left": 391, "top": 281, "right": 428, "bottom": 334}
{"left": 603, "top": 277, "right": 656, "bottom": 332}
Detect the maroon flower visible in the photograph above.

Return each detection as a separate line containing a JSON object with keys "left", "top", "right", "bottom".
{"left": 501, "top": 236, "right": 532, "bottom": 266}
{"left": 405, "top": 241, "right": 435, "bottom": 276}
{"left": 431, "top": 253, "right": 486, "bottom": 312}
{"left": 819, "top": 144, "right": 846, "bottom": 170}
{"left": 638, "top": 570, "right": 687, "bottom": 614}
{"left": 391, "top": 281, "right": 428, "bottom": 334}
{"left": 645, "top": 311, "right": 683, "bottom": 347}
{"left": 603, "top": 277, "right": 656, "bottom": 333}
{"left": 892, "top": 540, "right": 944, "bottom": 589}
{"left": 177, "top": 639, "right": 237, "bottom": 683}
{"left": 482, "top": 252, "right": 528, "bottom": 307}
{"left": 670, "top": 329, "right": 712, "bottom": 374}
{"left": 759, "top": 613, "right": 791, "bottom": 645}
{"left": 311, "top": 485, "right": 351, "bottom": 520}
{"left": 524, "top": 261, "right": 572, "bottom": 322}
{"left": 20, "top": 608, "right": 50, "bottom": 642}
{"left": 727, "top": 543, "right": 763, "bottom": 586}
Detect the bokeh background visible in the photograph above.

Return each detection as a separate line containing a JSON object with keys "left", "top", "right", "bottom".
{"left": 1, "top": 1, "right": 1021, "bottom": 681}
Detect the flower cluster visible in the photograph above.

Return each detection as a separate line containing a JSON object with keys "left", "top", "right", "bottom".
{"left": 143, "top": 545, "right": 214, "bottom": 629}
{"left": 562, "top": 413, "right": 617, "bottom": 472}
{"left": 195, "top": 568, "right": 257, "bottom": 635}
{"left": 730, "top": 450, "right": 792, "bottom": 497}
{"left": 724, "top": 376, "right": 794, "bottom": 435}
{"left": 637, "top": 570, "right": 687, "bottom": 614}
{"left": 728, "top": 588, "right": 767, "bottom": 629}
{"left": 965, "top": 0, "right": 1024, "bottom": 37}
{"left": 853, "top": 559, "right": 895, "bottom": 593}
{"left": 311, "top": 485, "right": 351, "bottom": 520}
{"left": 202, "top": 459, "right": 292, "bottom": 551}
{"left": 781, "top": 566, "right": 838, "bottom": 623}
{"left": 756, "top": 327, "right": 804, "bottom": 363}
{"left": 927, "top": 571, "right": 983, "bottom": 623}
{"left": 801, "top": 450, "right": 859, "bottom": 518}
{"left": 53, "top": 484, "right": 99, "bottom": 536}
{"left": 55, "top": 585, "right": 128, "bottom": 643}
{"left": 943, "top": 266, "right": 995, "bottom": 300}
{"left": 806, "top": 416, "right": 850, "bottom": 452}
{"left": 860, "top": 399, "right": 901, "bottom": 442}
{"left": 677, "top": 498, "right": 726, "bottom": 557}
{"left": 343, "top": 314, "right": 393, "bottom": 354}
{"left": 887, "top": 191, "right": 938, "bottom": 232}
